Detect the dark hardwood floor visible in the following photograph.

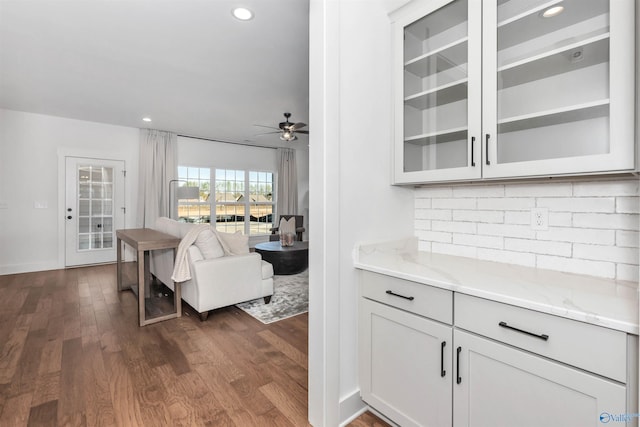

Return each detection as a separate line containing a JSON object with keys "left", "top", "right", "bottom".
{"left": 0, "top": 264, "right": 387, "bottom": 427}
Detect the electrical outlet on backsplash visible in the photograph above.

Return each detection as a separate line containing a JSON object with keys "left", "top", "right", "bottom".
{"left": 413, "top": 178, "right": 639, "bottom": 281}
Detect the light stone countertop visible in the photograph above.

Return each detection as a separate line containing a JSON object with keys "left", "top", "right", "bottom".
{"left": 354, "top": 238, "right": 639, "bottom": 335}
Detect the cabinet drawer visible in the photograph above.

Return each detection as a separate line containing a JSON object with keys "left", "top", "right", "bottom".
{"left": 455, "top": 293, "right": 627, "bottom": 382}
{"left": 360, "top": 271, "right": 452, "bottom": 324}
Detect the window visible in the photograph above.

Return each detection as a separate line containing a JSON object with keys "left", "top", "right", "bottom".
{"left": 215, "top": 169, "right": 274, "bottom": 235}
{"left": 177, "top": 166, "right": 210, "bottom": 223}
{"left": 176, "top": 166, "right": 275, "bottom": 235}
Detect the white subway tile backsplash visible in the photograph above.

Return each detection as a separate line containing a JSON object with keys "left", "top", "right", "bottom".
{"left": 548, "top": 212, "right": 572, "bottom": 227}
{"left": 573, "top": 180, "right": 639, "bottom": 197}
{"left": 477, "top": 197, "right": 535, "bottom": 211}
{"left": 414, "top": 219, "right": 431, "bottom": 231}
{"left": 504, "top": 211, "right": 530, "bottom": 225}
{"left": 536, "top": 255, "right": 616, "bottom": 279}
{"left": 453, "top": 209, "right": 504, "bottom": 223}
{"left": 504, "top": 238, "right": 572, "bottom": 257}
{"left": 414, "top": 198, "right": 432, "bottom": 209}
{"left": 616, "top": 230, "right": 639, "bottom": 248}
{"left": 536, "top": 197, "right": 615, "bottom": 213}
{"left": 416, "top": 209, "right": 452, "bottom": 221}
{"left": 573, "top": 213, "right": 639, "bottom": 231}
{"left": 617, "top": 264, "right": 639, "bottom": 282}
{"left": 477, "top": 223, "right": 536, "bottom": 239}
{"left": 505, "top": 182, "right": 573, "bottom": 197}
{"left": 416, "top": 230, "right": 452, "bottom": 243}
{"left": 478, "top": 248, "right": 536, "bottom": 267}
{"left": 432, "top": 198, "right": 476, "bottom": 210}
{"left": 414, "top": 179, "right": 639, "bottom": 281}
{"left": 452, "top": 185, "right": 505, "bottom": 198}
{"left": 453, "top": 233, "right": 503, "bottom": 249}
{"left": 431, "top": 242, "right": 477, "bottom": 258}
{"left": 536, "top": 227, "right": 615, "bottom": 245}
{"left": 573, "top": 244, "right": 639, "bottom": 265}
{"left": 415, "top": 187, "right": 453, "bottom": 198}
{"left": 616, "top": 197, "right": 639, "bottom": 214}
{"left": 432, "top": 220, "right": 476, "bottom": 234}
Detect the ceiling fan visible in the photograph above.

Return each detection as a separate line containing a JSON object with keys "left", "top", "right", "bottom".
{"left": 254, "top": 112, "right": 309, "bottom": 141}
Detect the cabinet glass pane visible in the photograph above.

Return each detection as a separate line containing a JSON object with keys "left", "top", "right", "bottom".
{"left": 403, "top": 0, "right": 468, "bottom": 172}
{"left": 495, "top": 0, "right": 610, "bottom": 164}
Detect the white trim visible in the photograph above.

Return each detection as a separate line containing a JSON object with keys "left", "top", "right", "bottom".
{"left": 0, "top": 261, "right": 60, "bottom": 276}
{"left": 57, "top": 147, "right": 128, "bottom": 268}
{"left": 308, "top": 0, "right": 341, "bottom": 425}
{"left": 338, "top": 390, "right": 367, "bottom": 426}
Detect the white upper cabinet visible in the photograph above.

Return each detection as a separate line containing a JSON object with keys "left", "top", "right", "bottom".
{"left": 391, "top": 0, "right": 636, "bottom": 184}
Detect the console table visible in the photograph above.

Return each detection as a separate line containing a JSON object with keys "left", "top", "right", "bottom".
{"left": 116, "top": 228, "right": 182, "bottom": 326}
{"left": 255, "top": 241, "right": 308, "bottom": 275}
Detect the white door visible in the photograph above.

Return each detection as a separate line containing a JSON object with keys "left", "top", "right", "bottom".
{"left": 65, "top": 157, "right": 125, "bottom": 267}
{"left": 453, "top": 329, "right": 626, "bottom": 427}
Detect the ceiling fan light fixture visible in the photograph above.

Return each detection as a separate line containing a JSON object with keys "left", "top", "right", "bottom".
{"left": 232, "top": 7, "right": 254, "bottom": 21}
{"left": 280, "top": 131, "right": 297, "bottom": 141}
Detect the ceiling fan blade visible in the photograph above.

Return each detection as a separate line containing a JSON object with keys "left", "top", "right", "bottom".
{"left": 253, "top": 124, "right": 280, "bottom": 130}
{"left": 254, "top": 131, "right": 281, "bottom": 136}
{"left": 290, "top": 122, "right": 307, "bottom": 131}
{"left": 295, "top": 130, "right": 309, "bottom": 134}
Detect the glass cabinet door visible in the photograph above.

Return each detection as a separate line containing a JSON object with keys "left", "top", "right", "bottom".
{"left": 483, "top": 0, "right": 635, "bottom": 178}
{"left": 394, "top": 0, "right": 482, "bottom": 183}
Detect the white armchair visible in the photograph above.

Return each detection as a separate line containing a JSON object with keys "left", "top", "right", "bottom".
{"left": 150, "top": 217, "right": 274, "bottom": 321}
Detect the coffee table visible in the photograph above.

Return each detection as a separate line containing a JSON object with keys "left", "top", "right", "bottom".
{"left": 255, "top": 241, "right": 309, "bottom": 275}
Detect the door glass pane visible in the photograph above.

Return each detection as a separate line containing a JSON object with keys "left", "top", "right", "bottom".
{"left": 403, "top": 0, "right": 469, "bottom": 172}
{"left": 496, "top": 0, "right": 610, "bottom": 164}
{"left": 77, "top": 164, "right": 114, "bottom": 252}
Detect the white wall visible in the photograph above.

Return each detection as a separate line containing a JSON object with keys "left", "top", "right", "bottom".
{"left": 414, "top": 178, "right": 639, "bottom": 281}
{"left": 177, "top": 136, "right": 309, "bottom": 243}
{"left": 0, "top": 109, "right": 140, "bottom": 275}
{"left": 308, "top": 1, "right": 415, "bottom": 425}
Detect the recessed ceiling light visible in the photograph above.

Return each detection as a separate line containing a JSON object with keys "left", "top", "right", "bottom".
{"left": 142, "top": 117, "right": 152, "bottom": 122}
{"left": 541, "top": 5, "right": 564, "bottom": 18}
{"left": 232, "top": 7, "right": 253, "bottom": 21}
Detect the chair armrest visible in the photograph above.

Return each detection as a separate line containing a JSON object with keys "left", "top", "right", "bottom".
{"left": 191, "top": 253, "right": 263, "bottom": 283}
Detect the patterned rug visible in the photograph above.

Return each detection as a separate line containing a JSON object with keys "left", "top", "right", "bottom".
{"left": 235, "top": 270, "right": 309, "bottom": 324}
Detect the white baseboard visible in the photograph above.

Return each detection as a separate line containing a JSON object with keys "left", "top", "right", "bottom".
{"left": 0, "top": 260, "right": 61, "bottom": 276}
{"left": 339, "top": 389, "right": 367, "bottom": 426}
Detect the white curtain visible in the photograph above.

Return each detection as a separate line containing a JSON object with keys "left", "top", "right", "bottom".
{"left": 276, "top": 147, "right": 298, "bottom": 216}
{"left": 137, "top": 129, "right": 177, "bottom": 228}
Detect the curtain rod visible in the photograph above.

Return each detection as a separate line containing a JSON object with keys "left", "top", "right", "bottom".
{"left": 178, "top": 133, "right": 279, "bottom": 150}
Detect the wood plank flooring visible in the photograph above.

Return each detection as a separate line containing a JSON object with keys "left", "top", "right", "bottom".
{"left": 0, "top": 264, "right": 388, "bottom": 427}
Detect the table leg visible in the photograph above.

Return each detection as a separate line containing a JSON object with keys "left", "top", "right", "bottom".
{"left": 138, "top": 249, "right": 145, "bottom": 327}
{"left": 117, "top": 237, "right": 123, "bottom": 291}
{"left": 172, "top": 248, "right": 182, "bottom": 318}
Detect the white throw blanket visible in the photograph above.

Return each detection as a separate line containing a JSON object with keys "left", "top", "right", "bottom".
{"left": 171, "top": 224, "right": 209, "bottom": 283}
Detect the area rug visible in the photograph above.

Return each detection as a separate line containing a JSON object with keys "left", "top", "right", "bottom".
{"left": 235, "top": 270, "right": 308, "bottom": 324}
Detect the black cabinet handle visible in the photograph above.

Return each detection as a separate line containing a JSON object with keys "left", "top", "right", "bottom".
{"left": 67, "top": 216, "right": 72, "bottom": 220}
{"left": 499, "top": 321, "right": 549, "bottom": 341}
{"left": 471, "top": 136, "right": 476, "bottom": 167}
{"left": 385, "top": 290, "right": 414, "bottom": 301}
{"left": 456, "top": 346, "right": 462, "bottom": 384}
{"left": 485, "top": 134, "right": 491, "bottom": 165}
{"left": 440, "top": 341, "right": 446, "bottom": 377}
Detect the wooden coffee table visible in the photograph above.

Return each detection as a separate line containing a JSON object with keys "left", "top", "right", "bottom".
{"left": 255, "top": 241, "right": 309, "bottom": 275}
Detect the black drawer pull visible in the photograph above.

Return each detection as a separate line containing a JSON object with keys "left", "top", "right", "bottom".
{"left": 485, "top": 134, "right": 491, "bottom": 165}
{"left": 499, "top": 321, "right": 549, "bottom": 341}
{"left": 440, "top": 341, "right": 446, "bottom": 377}
{"left": 471, "top": 136, "right": 476, "bottom": 167}
{"left": 456, "top": 346, "right": 462, "bottom": 384}
{"left": 385, "top": 290, "right": 414, "bottom": 301}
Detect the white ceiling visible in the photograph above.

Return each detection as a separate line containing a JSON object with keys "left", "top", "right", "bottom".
{"left": 0, "top": 0, "right": 310, "bottom": 148}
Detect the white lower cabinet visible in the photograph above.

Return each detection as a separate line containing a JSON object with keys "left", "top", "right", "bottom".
{"left": 453, "top": 329, "right": 626, "bottom": 427}
{"left": 359, "top": 298, "right": 452, "bottom": 427}
{"left": 358, "top": 272, "right": 637, "bottom": 427}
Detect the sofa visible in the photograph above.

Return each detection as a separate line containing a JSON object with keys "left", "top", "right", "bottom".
{"left": 150, "top": 217, "right": 274, "bottom": 321}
